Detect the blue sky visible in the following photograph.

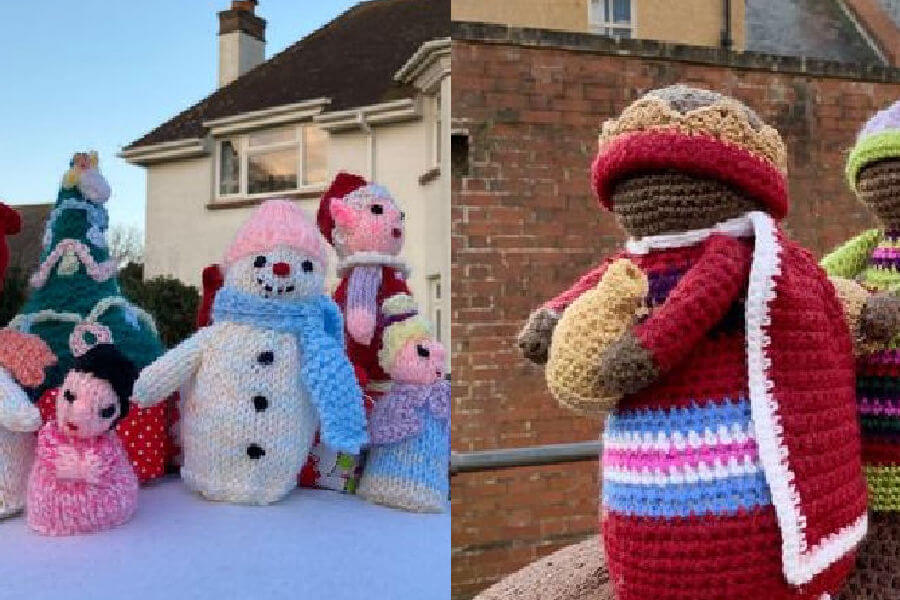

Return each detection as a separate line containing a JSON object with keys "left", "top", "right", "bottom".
{"left": 0, "top": 0, "right": 358, "bottom": 231}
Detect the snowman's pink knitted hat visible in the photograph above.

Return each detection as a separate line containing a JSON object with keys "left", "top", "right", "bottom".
{"left": 224, "top": 198, "right": 327, "bottom": 267}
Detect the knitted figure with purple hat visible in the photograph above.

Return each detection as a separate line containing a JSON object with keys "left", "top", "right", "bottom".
{"left": 132, "top": 199, "right": 367, "bottom": 505}
{"left": 358, "top": 294, "right": 449, "bottom": 512}
{"left": 821, "top": 99, "right": 900, "bottom": 600}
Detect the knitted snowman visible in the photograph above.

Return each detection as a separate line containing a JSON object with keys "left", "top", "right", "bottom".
{"left": 821, "top": 100, "right": 900, "bottom": 600}
{"left": 0, "top": 203, "right": 57, "bottom": 517}
{"left": 133, "top": 199, "right": 367, "bottom": 505}
{"left": 358, "top": 295, "right": 449, "bottom": 512}
{"left": 519, "top": 86, "right": 867, "bottom": 600}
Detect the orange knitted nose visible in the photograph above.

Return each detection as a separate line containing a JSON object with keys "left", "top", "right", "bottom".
{"left": 273, "top": 262, "right": 290, "bottom": 277}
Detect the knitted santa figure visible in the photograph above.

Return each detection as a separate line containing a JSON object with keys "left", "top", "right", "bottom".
{"left": 358, "top": 295, "right": 449, "bottom": 512}
{"left": 0, "top": 203, "right": 58, "bottom": 517}
{"left": 821, "top": 100, "right": 900, "bottom": 600}
{"left": 27, "top": 344, "right": 139, "bottom": 536}
{"left": 519, "top": 86, "right": 867, "bottom": 600}
{"left": 133, "top": 199, "right": 367, "bottom": 505}
{"left": 317, "top": 172, "right": 411, "bottom": 392}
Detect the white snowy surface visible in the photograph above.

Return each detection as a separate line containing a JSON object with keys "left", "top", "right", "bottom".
{"left": 0, "top": 476, "right": 450, "bottom": 600}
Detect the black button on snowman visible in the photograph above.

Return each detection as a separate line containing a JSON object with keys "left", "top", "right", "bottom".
{"left": 247, "top": 351, "right": 275, "bottom": 459}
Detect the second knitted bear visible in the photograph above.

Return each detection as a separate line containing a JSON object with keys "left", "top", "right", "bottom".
{"left": 522, "top": 86, "right": 867, "bottom": 600}
{"left": 133, "top": 199, "right": 367, "bottom": 505}
{"left": 358, "top": 295, "right": 450, "bottom": 512}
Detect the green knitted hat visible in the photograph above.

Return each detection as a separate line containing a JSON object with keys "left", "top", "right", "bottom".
{"left": 846, "top": 100, "right": 900, "bottom": 192}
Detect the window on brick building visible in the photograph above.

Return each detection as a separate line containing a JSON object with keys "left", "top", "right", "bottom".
{"left": 428, "top": 274, "right": 443, "bottom": 343}
{"left": 588, "top": 0, "right": 633, "bottom": 39}
{"left": 451, "top": 133, "right": 470, "bottom": 178}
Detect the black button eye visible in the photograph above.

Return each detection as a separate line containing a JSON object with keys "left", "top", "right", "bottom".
{"left": 253, "top": 395, "right": 269, "bottom": 412}
{"left": 247, "top": 444, "right": 265, "bottom": 459}
{"left": 100, "top": 405, "right": 116, "bottom": 419}
{"left": 63, "top": 390, "right": 75, "bottom": 403}
{"left": 370, "top": 204, "right": 383, "bottom": 215}
{"left": 416, "top": 344, "right": 430, "bottom": 358}
{"left": 254, "top": 256, "right": 267, "bottom": 268}
{"left": 257, "top": 351, "right": 274, "bottom": 365}
{"left": 302, "top": 261, "right": 314, "bottom": 273}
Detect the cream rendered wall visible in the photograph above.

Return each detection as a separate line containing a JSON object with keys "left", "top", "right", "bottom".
{"left": 452, "top": 0, "right": 588, "bottom": 31}
{"left": 635, "top": 0, "right": 745, "bottom": 50}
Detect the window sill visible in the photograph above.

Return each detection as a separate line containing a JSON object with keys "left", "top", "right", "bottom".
{"left": 418, "top": 166, "right": 441, "bottom": 186}
{"left": 208, "top": 185, "right": 328, "bottom": 210}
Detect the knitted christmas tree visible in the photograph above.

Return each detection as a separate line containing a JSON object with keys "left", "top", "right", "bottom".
{"left": 8, "top": 152, "right": 171, "bottom": 483}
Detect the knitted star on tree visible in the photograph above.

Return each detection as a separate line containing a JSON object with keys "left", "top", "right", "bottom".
{"left": 8, "top": 152, "right": 173, "bottom": 483}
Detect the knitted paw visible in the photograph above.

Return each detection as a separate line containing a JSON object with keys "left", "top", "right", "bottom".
{"left": 861, "top": 292, "right": 900, "bottom": 344}
{"left": 0, "top": 329, "right": 56, "bottom": 388}
{"left": 2, "top": 401, "right": 41, "bottom": 433}
{"left": 517, "top": 307, "right": 559, "bottom": 364}
{"left": 346, "top": 307, "right": 376, "bottom": 345}
{"left": 596, "top": 330, "right": 658, "bottom": 395}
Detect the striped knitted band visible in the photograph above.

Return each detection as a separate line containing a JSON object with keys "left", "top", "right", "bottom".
{"left": 846, "top": 130, "right": 900, "bottom": 192}
{"left": 592, "top": 131, "right": 789, "bottom": 219}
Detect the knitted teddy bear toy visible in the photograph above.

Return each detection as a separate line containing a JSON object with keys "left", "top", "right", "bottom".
{"left": 358, "top": 295, "right": 449, "bottom": 512}
{"left": 26, "top": 343, "right": 139, "bottom": 535}
{"left": 0, "top": 203, "right": 58, "bottom": 518}
{"left": 133, "top": 199, "right": 367, "bottom": 505}
{"left": 820, "top": 100, "right": 900, "bottom": 600}
{"left": 518, "top": 85, "right": 867, "bottom": 600}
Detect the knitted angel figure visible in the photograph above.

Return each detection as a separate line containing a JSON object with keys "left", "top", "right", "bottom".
{"left": 26, "top": 344, "right": 138, "bottom": 535}
{"left": 317, "top": 172, "right": 411, "bottom": 392}
{"left": 358, "top": 295, "right": 449, "bottom": 512}
{"left": 519, "top": 86, "right": 867, "bottom": 600}
{"left": 820, "top": 100, "right": 900, "bottom": 600}
{"left": 133, "top": 199, "right": 367, "bottom": 505}
{"left": 0, "top": 203, "right": 58, "bottom": 518}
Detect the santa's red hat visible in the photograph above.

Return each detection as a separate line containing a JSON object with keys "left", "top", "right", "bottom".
{"left": 317, "top": 172, "right": 367, "bottom": 245}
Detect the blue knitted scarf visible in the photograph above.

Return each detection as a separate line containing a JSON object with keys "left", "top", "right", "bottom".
{"left": 212, "top": 287, "right": 368, "bottom": 454}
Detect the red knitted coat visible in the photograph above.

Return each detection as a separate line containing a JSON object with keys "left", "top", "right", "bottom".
{"left": 0, "top": 203, "right": 22, "bottom": 289}
{"left": 333, "top": 262, "right": 411, "bottom": 387}
{"left": 544, "top": 214, "right": 866, "bottom": 599}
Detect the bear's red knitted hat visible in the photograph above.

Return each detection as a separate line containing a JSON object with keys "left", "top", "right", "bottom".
{"left": 0, "top": 202, "right": 22, "bottom": 291}
{"left": 317, "top": 172, "right": 368, "bottom": 245}
{"left": 591, "top": 85, "right": 789, "bottom": 219}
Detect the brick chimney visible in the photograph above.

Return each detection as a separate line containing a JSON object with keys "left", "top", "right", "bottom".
{"left": 218, "top": 0, "right": 266, "bottom": 88}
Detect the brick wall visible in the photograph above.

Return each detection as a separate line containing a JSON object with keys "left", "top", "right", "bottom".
{"left": 450, "top": 23, "right": 900, "bottom": 600}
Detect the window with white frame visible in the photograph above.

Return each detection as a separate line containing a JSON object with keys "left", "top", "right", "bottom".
{"left": 588, "top": 0, "right": 633, "bottom": 38}
{"left": 216, "top": 123, "right": 328, "bottom": 198}
{"left": 427, "top": 274, "right": 443, "bottom": 343}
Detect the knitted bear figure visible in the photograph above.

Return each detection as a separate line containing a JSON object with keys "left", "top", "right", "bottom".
{"left": 26, "top": 344, "right": 138, "bottom": 536}
{"left": 358, "top": 295, "right": 449, "bottom": 512}
{"left": 820, "top": 100, "right": 900, "bottom": 600}
{"left": 133, "top": 199, "right": 367, "bottom": 505}
{"left": 519, "top": 86, "right": 867, "bottom": 600}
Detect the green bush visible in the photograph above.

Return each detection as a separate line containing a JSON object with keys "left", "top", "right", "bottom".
{"left": 0, "top": 267, "right": 28, "bottom": 327}
{"left": 119, "top": 262, "right": 199, "bottom": 348}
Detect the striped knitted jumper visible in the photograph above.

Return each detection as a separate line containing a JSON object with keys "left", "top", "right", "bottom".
{"left": 545, "top": 227, "right": 863, "bottom": 600}
{"left": 824, "top": 228, "right": 900, "bottom": 512}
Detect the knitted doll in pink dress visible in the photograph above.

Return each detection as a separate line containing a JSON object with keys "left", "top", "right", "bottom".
{"left": 27, "top": 344, "right": 139, "bottom": 535}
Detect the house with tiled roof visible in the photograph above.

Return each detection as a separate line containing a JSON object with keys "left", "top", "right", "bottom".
{"left": 121, "top": 0, "right": 450, "bottom": 344}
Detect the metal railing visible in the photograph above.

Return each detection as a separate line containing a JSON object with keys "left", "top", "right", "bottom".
{"left": 450, "top": 440, "right": 603, "bottom": 474}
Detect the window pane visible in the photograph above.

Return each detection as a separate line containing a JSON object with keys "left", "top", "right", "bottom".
{"left": 248, "top": 127, "right": 295, "bottom": 147}
{"left": 248, "top": 147, "right": 298, "bottom": 194}
{"left": 219, "top": 140, "right": 240, "bottom": 195}
{"left": 612, "top": 0, "right": 630, "bottom": 23}
{"left": 304, "top": 126, "right": 327, "bottom": 185}
{"left": 435, "top": 92, "right": 442, "bottom": 164}
{"left": 612, "top": 27, "right": 631, "bottom": 38}
{"left": 604, "top": 0, "right": 611, "bottom": 21}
